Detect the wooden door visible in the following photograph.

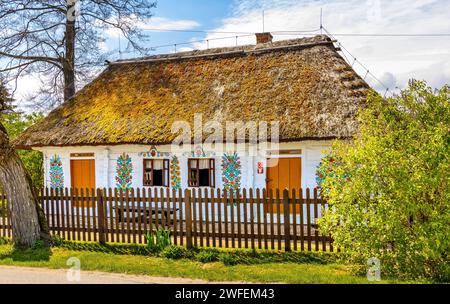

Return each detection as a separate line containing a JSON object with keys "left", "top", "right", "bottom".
{"left": 70, "top": 160, "right": 96, "bottom": 206}
{"left": 266, "top": 157, "right": 301, "bottom": 213}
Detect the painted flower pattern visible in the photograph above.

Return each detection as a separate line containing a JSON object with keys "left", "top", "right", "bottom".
{"left": 49, "top": 155, "right": 64, "bottom": 189}
{"left": 222, "top": 152, "right": 242, "bottom": 195}
{"left": 116, "top": 153, "right": 133, "bottom": 190}
{"left": 170, "top": 155, "right": 181, "bottom": 190}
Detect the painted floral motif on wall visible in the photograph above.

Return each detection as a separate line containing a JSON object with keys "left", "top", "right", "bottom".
{"left": 315, "top": 152, "right": 350, "bottom": 195}
{"left": 222, "top": 152, "right": 242, "bottom": 195}
{"left": 139, "top": 145, "right": 170, "bottom": 158}
{"left": 170, "top": 155, "right": 181, "bottom": 190}
{"left": 183, "top": 145, "right": 216, "bottom": 158}
{"left": 116, "top": 153, "right": 133, "bottom": 190}
{"left": 49, "top": 155, "right": 64, "bottom": 189}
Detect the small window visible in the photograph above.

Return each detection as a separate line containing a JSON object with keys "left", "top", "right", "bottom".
{"left": 143, "top": 159, "right": 169, "bottom": 187}
{"left": 188, "top": 159, "right": 215, "bottom": 187}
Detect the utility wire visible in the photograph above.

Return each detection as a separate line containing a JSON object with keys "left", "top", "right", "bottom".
{"left": 322, "top": 27, "right": 392, "bottom": 96}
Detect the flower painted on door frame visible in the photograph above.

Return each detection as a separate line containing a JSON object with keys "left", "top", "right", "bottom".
{"left": 222, "top": 152, "right": 242, "bottom": 195}
{"left": 170, "top": 155, "right": 181, "bottom": 190}
{"left": 49, "top": 155, "right": 64, "bottom": 189}
{"left": 116, "top": 153, "right": 133, "bottom": 190}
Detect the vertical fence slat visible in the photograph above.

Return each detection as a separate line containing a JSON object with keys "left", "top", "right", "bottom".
{"left": 142, "top": 188, "right": 148, "bottom": 242}
{"left": 236, "top": 189, "right": 242, "bottom": 249}
{"left": 178, "top": 188, "right": 183, "bottom": 246}
{"left": 283, "top": 189, "right": 291, "bottom": 252}
{"left": 223, "top": 189, "right": 228, "bottom": 248}
{"left": 56, "top": 188, "right": 62, "bottom": 237}
{"left": 192, "top": 189, "right": 198, "bottom": 247}
{"left": 306, "top": 188, "right": 312, "bottom": 251}
{"left": 217, "top": 188, "right": 222, "bottom": 248}
{"left": 292, "top": 189, "right": 298, "bottom": 251}
{"left": 276, "top": 189, "right": 282, "bottom": 251}
{"left": 269, "top": 189, "right": 275, "bottom": 250}
{"left": 211, "top": 188, "right": 217, "bottom": 248}
{"left": 243, "top": 188, "right": 248, "bottom": 249}
{"left": 230, "top": 190, "right": 235, "bottom": 249}
{"left": 204, "top": 188, "right": 210, "bottom": 248}
{"left": 148, "top": 188, "right": 154, "bottom": 235}
{"left": 259, "top": 189, "right": 265, "bottom": 250}
{"left": 64, "top": 188, "right": 70, "bottom": 240}
{"left": 314, "top": 188, "right": 319, "bottom": 252}
{"left": 249, "top": 189, "right": 255, "bottom": 250}
{"left": 154, "top": 189, "right": 160, "bottom": 231}
{"left": 321, "top": 197, "right": 327, "bottom": 252}
{"left": 198, "top": 189, "right": 204, "bottom": 247}
{"left": 107, "top": 188, "right": 114, "bottom": 243}
{"left": 171, "top": 189, "right": 176, "bottom": 245}
{"left": 299, "top": 189, "right": 305, "bottom": 251}
{"left": 136, "top": 188, "right": 142, "bottom": 244}
{"left": 130, "top": 188, "right": 136, "bottom": 244}
{"left": 184, "top": 189, "right": 193, "bottom": 249}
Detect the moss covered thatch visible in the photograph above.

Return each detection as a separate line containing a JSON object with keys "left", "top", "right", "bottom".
{"left": 15, "top": 35, "right": 369, "bottom": 148}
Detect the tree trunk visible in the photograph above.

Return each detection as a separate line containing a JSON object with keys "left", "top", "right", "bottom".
{"left": 0, "top": 123, "right": 49, "bottom": 247}
{"left": 64, "top": 3, "right": 76, "bottom": 102}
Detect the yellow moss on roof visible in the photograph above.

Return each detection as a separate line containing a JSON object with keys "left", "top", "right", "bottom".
{"left": 15, "top": 35, "right": 369, "bottom": 148}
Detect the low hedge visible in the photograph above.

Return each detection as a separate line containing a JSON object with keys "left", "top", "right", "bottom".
{"left": 52, "top": 239, "right": 337, "bottom": 266}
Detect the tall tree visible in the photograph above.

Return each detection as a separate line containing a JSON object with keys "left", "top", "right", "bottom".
{"left": 0, "top": 81, "right": 49, "bottom": 247}
{"left": 0, "top": 0, "right": 156, "bottom": 247}
{"left": 0, "top": 0, "right": 157, "bottom": 107}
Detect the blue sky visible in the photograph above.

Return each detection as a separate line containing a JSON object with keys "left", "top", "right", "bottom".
{"left": 13, "top": 0, "right": 450, "bottom": 105}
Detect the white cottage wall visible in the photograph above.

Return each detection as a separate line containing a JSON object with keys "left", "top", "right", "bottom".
{"left": 36, "top": 141, "right": 332, "bottom": 192}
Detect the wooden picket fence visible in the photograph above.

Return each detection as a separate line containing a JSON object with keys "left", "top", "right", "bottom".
{"left": 0, "top": 188, "right": 334, "bottom": 252}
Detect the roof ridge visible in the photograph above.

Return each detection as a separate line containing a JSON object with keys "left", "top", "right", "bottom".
{"left": 110, "top": 35, "right": 334, "bottom": 65}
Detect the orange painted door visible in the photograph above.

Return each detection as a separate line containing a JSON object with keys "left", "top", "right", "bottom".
{"left": 70, "top": 160, "right": 96, "bottom": 206}
{"left": 266, "top": 158, "right": 301, "bottom": 213}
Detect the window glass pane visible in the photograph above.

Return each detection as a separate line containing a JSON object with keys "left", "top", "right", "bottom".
{"left": 153, "top": 159, "right": 163, "bottom": 170}
{"left": 190, "top": 159, "right": 197, "bottom": 169}
{"left": 199, "top": 159, "right": 209, "bottom": 169}
{"left": 153, "top": 170, "right": 163, "bottom": 186}
{"left": 199, "top": 169, "right": 210, "bottom": 187}
{"left": 145, "top": 160, "right": 152, "bottom": 169}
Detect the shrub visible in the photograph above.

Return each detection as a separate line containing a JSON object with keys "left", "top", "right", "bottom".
{"left": 219, "top": 253, "right": 238, "bottom": 266}
{"left": 51, "top": 234, "right": 64, "bottom": 247}
{"left": 160, "top": 245, "right": 186, "bottom": 260}
{"left": 145, "top": 228, "right": 171, "bottom": 253}
{"left": 31, "top": 240, "right": 44, "bottom": 250}
{"left": 195, "top": 249, "right": 219, "bottom": 263}
{"left": 319, "top": 81, "right": 450, "bottom": 281}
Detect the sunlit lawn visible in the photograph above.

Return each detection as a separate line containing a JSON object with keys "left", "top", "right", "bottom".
{"left": 0, "top": 244, "right": 401, "bottom": 284}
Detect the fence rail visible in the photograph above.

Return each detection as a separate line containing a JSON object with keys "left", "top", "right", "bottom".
{"left": 0, "top": 188, "right": 334, "bottom": 252}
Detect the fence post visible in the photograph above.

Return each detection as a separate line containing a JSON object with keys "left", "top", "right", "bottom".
{"left": 184, "top": 189, "right": 193, "bottom": 249}
{"left": 283, "top": 189, "right": 291, "bottom": 252}
{"left": 97, "top": 188, "right": 106, "bottom": 244}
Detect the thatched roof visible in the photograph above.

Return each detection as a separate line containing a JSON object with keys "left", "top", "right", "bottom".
{"left": 15, "top": 35, "right": 369, "bottom": 149}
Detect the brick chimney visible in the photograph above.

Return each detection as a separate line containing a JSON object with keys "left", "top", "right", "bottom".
{"left": 255, "top": 32, "right": 273, "bottom": 44}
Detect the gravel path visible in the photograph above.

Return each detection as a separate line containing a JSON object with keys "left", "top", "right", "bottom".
{"left": 0, "top": 266, "right": 242, "bottom": 284}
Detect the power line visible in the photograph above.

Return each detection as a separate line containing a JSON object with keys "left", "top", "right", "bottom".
{"left": 322, "top": 27, "right": 392, "bottom": 96}
{"left": 140, "top": 27, "right": 450, "bottom": 37}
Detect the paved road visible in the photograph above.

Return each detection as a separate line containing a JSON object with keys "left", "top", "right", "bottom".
{"left": 0, "top": 266, "right": 238, "bottom": 284}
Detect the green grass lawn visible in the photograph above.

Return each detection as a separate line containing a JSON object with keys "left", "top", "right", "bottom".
{"left": 0, "top": 244, "right": 399, "bottom": 284}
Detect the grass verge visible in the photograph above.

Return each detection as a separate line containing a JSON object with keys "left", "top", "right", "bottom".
{"left": 0, "top": 243, "right": 402, "bottom": 284}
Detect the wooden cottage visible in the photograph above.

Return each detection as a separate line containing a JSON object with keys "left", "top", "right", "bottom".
{"left": 14, "top": 34, "right": 369, "bottom": 194}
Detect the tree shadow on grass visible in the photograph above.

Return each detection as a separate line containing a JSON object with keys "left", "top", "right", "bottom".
{"left": 0, "top": 245, "right": 52, "bottom": 262}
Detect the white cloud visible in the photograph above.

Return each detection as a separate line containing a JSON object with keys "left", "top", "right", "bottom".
{"left": 195, "top": 0, "right": 450, "bottom": 94}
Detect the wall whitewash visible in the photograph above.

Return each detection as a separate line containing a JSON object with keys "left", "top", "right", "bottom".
{"left": 37, "top": 141, "right": 332, "bottom": 192}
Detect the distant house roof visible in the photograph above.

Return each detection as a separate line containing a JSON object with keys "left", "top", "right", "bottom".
{"left": 14, "top": 34, "right": 370, "bottom": 149}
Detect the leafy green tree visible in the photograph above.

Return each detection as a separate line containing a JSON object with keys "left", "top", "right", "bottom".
{"left": 319, "top": 81, "right": 449, "bottom": 281}
{"left": 2, "top": 112, "right": 44, "bottom": 189}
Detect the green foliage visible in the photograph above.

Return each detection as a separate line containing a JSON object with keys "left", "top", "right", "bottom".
{"left": 160, "top": 245, "right": 187, "bottom": 260}
{"left": 1, "top": 111, "right": 44, "bottom": 189}
{"left": 195, "top": 249, "right": 220, "bottom": 263}
{"left": 145, "top": 228, "right": 171, "bottom": 253}
{"left": 31, "top": 240, "right": 45, "bottom": 250}
{"left": 319, "top": 81, "right": 450, "bottom": 281}
{"left": 219, "top": 253, "right": 238, "bottom": 266}
{"left": 0, "top": 237, "right": 10, "bottom": 245}
{"left": 51, "top": 235, "right": 65, "bottom": 247}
